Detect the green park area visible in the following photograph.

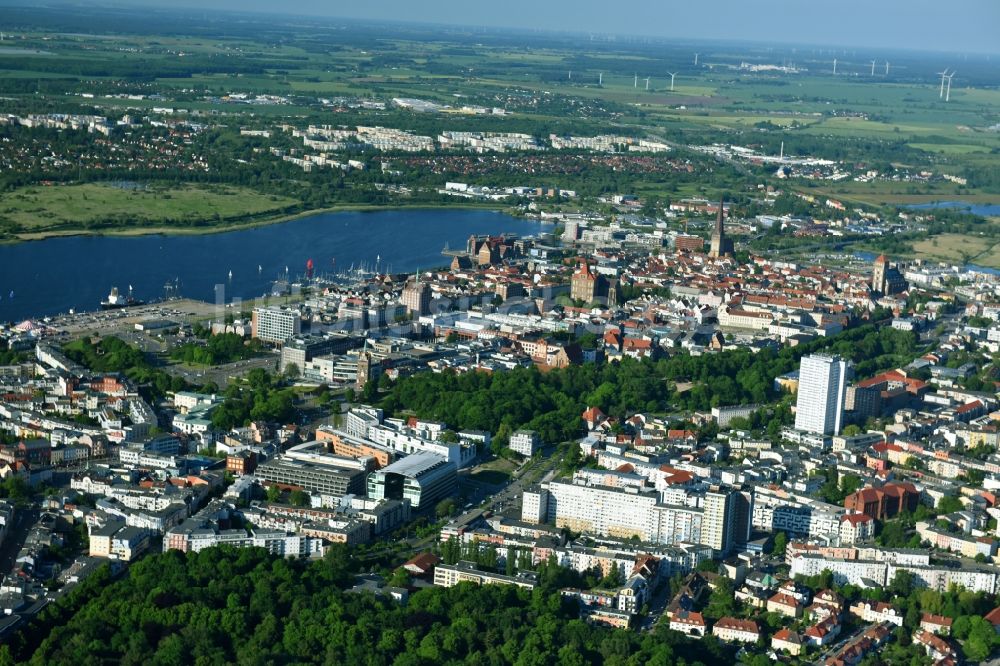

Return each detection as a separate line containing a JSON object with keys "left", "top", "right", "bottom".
{"left": 910, "top": 231, "right": 1000, "bottom": 268}
{"left": 0, "top": 183, "right": 301, "bottom": 239}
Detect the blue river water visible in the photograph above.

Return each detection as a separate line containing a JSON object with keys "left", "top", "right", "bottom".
{"left": 0, "top": 209, "right": 545, "bottom": 322}
{"left": 904, "top": 201, "right": 1000, "bottom": 217}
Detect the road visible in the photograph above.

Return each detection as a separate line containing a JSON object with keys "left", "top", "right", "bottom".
{"left": 0, "top": 505, "right": 39, "bottom": 574}
{"left": 482, "top": 446, "right": 565, "bottom": 517}
{"left": 639, "top": 579, "right": 673, "bottom": 631}
{"left": 811, "top": 622, "right": 867, "bottom": 665}
{"left": 162, "top": 355, "right": 278, "bottom": 389}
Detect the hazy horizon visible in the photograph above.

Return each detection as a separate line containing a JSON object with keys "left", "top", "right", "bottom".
{"left": 41, "top": 0, "right": 999, "bottom": 55}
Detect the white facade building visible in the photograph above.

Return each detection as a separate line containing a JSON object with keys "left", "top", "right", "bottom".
{"left": 510, "top": 430, "right": 540, "bottom": 457}
{"left": 795, "top": 354, "right": 851, "bottom": 435}
{"left": 252, "top": 306, "right": 301, "bottom": 344}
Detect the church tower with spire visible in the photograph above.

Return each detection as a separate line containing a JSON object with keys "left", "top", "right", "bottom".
{"left": 871, "top": 254, "right": 889, "bottom": 296}
{"left": 709, "top": 196, "right": 734, "bottom": 259}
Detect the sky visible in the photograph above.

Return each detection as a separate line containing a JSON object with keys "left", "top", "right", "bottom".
{"left": 106, "top": 0, "right": 1000, "bottom": 55}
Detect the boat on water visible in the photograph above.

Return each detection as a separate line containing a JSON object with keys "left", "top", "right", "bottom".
{"left": 101, "top": 286, "right": 144, "bottom": 310}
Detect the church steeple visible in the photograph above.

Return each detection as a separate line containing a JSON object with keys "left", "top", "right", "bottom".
{"left": 709, "top": 195, "right": 734, "bottom": 259}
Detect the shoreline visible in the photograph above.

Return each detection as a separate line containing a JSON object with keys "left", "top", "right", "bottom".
{"left": 3, "top": 201, "right": 513, "bottom": 245}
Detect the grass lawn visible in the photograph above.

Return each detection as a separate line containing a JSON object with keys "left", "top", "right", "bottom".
{"left": 469, "top": 457, "right": 517, "bottom": 486}
{"left": 470, "top": 469, "right": 513, "bottom": 486}
{"left": 809, "top": 181, "right": 998, "bottom": 207}
{"left": 0, "top": 183, "right": 300, "bottom": 234}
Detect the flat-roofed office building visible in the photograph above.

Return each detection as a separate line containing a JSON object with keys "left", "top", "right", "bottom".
{"left": 256, "top": 458, "right": 366, "bottom": 496}
{"left": 367, "top": 453, "right": 457, "bottom": 510}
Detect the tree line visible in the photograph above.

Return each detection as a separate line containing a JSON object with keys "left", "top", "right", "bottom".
{"left": 380, "top": 324, "right": 921, "bottom": 446}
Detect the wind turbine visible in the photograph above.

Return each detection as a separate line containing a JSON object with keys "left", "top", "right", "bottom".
{"left": 634, "top": 73, "right": 638, "bottom": 88}
{"left": 833, "top": 58, "right": 837, "bottom": 75}
{"left": 938, "top": 68, "right": 950, "bottom": 98}
{"left": 870, "top": 59, "right": 876, "bottom": 76}
{"left": 694, "top": 53, "right": 700, "bottom": 66}
{"left": 945, "top": 71, "right": 956, "bottom": 102}
{"left": 644, "top": 77, "right": 650, "bottom": 91}
{"left": 598, "top": 72, "right": 603, "bottom": 86}
{"left": 667, "top": 72, "right": 677, "bottom": 92}
{"left": 884, "top": 61, "right": 890, "bottom": 76}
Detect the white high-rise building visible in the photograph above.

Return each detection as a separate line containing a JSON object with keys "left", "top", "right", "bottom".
{"left": 251, "top": 306, "right": 301, "bottom": 344}
{"left": 794, "top": 354, "right": 851, "bottom": 435}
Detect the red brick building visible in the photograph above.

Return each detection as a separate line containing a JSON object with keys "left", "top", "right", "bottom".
{"left": 226, "top": 450, "right": 258, "bottom": 476}
{"left": 843, "top": 482, "right": 919, "bottom": 521}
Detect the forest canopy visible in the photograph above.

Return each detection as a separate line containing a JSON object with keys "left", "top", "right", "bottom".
{"left": 2, "top": 547, "right": 725, "bottom": 666}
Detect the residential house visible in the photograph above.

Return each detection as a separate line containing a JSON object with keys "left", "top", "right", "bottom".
{"left": 669, "top": 610, "right": 707, "bottom": 637}
{"left": 919, "top": 613, "right": 953, "bottom": 636}
{"left": 839, "top": 513, "right": 875, "bottom": 544}
{"left": 712, "top": 617, "right": 760, "bottom": 643}
{"left": 771, "top": 628, "right": 803, "bottom": 656}
{"left": 767, "top": 592, "right": 803, "bottom": 618}
{"left": 912, "top": 629, "right": 958, "bottom": 663}
{"left": 805, "top": 616, "right": 841, "bottom": 647}
{"left": 849, "top": 600, "right": 904, "bottom": 627}
{"left": 402, "top": 552, "right": 441, "bottom": 578}
{"left": 826, "top": 622, "right": 893, "bottom": 666}
{"left": 808, "top": 589, "right": 846, "bottom": 620}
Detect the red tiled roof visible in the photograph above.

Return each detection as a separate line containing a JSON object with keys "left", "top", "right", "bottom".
{"left": 658, "top": 466, "right": 695, "bottom": 485}
{"left": 883, "top": 482, "right": 917, "bottom": 496}
{"left": 913, "top": 629, "right": 956, "bottom": 657}
{"left": 805, "top": 617, "right": 838, "bottom": 638}
{"left": 849, "top": 488, "right": 882, "bottom": 503}
{"left": 921, "top": 613, "right": 953, "bottom": 627}
{"left": 772, "top": 628, "right": 801, "bottom": 643}
{"left": 769, "top": 592, "right": 801, "bottom": 607}
{"left": 956, "top": 400, "right": 984, "bottom": 415}
{"left": 403, "top": 552, "right": 441, "bottom": 573}
{"left": 672, "top": 610, "right": 706, "bottom": 625}
{"left": 841, "top": 513, "right": 873, "bottom": 525}
{"left": 715, "top": 617, "right": 760, "bottom": 633}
